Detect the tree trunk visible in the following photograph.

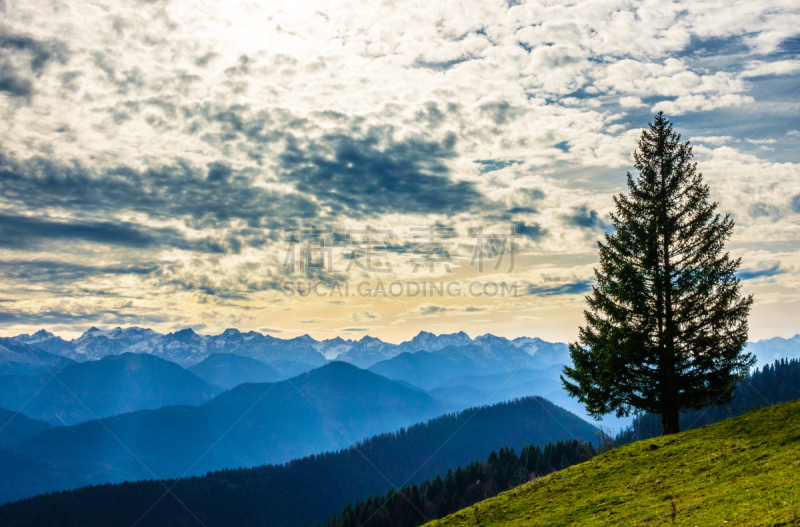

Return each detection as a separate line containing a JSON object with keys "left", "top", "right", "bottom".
{"left": 661, "top": 409, "right": 680, "bottom": 435}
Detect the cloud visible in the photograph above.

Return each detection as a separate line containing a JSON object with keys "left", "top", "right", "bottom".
{"left": 654, "top": 94, "right": 754, "bottom": 115}
{"left": 740, "top": 60, "right": 800, "bottom": 78}
{"left": 0, "top": 0, "right": 799, "bottom": 335}
{"left": 0, "top": 31, "right": 68, "bottom": 98}
{"left": 278, "top": 130, "right": 486, "bottom": 216}
{"left": 619, "top": 96, "right": 645, "bottom": 108}
{"left": 692, "top": 136, "right": 733, "bottom": 146}
{"left": 525, "top": 279, "right": 593, "bottom": 296}
{"left": 791, "top": 194, "right": 800, "bottom": 214}
{"left": 411, "top": 304, "right": 449, "bottom": 317}
{"left": 514, "top": 222, "right": 547, "bottom": 240}
{"left": 0, "top": 154, "right": 320, "bottom": 230}
{"left": 0, "top": 260, "right": 157, "bottom": 284}
{"left": 749, "top": 203, "right": 781, "bottom": 219}
{"left": 345, "top": 310, "right": 379, "bottom": 322}
{"left": 737, "top": 263, "right": 784, "bottom": 281}
{"left": 564, "top": 206, "right": 601, "bottom": 229}
{"left": 0, "top": 213, "right": 230, "bottom": 253}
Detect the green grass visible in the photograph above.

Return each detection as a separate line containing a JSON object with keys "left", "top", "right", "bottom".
{"left": 425, "top": 401, "right": 800, "bottom": 527}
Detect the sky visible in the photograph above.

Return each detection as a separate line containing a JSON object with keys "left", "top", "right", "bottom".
{"left": 0, "top": 0, "right": 798, "bottom": 343}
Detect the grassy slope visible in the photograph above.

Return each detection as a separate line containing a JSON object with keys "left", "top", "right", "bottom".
{"left": 427, "top": 401, "right": 800, "bottom": 527}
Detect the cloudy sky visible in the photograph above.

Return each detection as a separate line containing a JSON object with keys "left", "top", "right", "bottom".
{"left": 0, "top": 0, "right": 798, "bottom": 343}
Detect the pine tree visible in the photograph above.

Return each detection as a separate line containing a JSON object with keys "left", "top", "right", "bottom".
{"left": 562, "top": 112, "right": 754, "bottom": 435}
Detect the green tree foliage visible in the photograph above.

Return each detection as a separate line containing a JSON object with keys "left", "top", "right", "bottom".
{"left": 562, "top": 112, "right": 754, "bottom": 435}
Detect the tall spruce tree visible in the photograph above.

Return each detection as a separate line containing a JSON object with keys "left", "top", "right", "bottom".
{"left": 561, "top": 112, "right": 754, "bottom": 435}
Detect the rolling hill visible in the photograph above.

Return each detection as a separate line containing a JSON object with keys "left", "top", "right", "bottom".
{"left": 0, "top": 352, "right": 223, "bottom": 425}
{"left": 0, "top": 396, "right": 598, "bottom": 525}
{"left": 426, "top": 401, "right": 800, "bottom": 527}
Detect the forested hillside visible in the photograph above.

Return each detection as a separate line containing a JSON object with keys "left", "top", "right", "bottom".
{"left": 326, "top": 439, "right": 595, "bottom": 527}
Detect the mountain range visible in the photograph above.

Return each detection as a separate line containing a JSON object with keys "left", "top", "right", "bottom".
{"left": 0, "top": 408, "right": 52, "bottom": 449}
{"left": 0, "top": 353, "right": 223, "bottom": 425}
{"left": 0, "top": 362, "right": 451, "bottom": 502}
{"left": 0, "top": 396, "right": 598, "bottom": 526}
{"left": 0, "top": 338, "right": 75, "bottom": 377}
{"left": 188, "top": 353, "right": 284, "bottom": 389}
{"left": 11, "top": 327, "right": 797, "bottom": 372}
{"left": 6, "top": 328, "right": 572, "bottom": 369}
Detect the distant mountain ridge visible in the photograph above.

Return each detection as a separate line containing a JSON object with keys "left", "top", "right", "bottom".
{"left": 0, "top": 353, "right": 223, "bottom": 425}
{"left": 746, "top": 334, "right": 800, "bottom": 368}
{"left": 7, "top": 328, "right": 572, "bottom": 369}
{"left": 0, "top": 338, "right": 75, "bottom": 377}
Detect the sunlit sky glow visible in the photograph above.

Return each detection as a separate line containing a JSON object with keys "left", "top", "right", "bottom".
{"left": 1, "top": 0, "right": 799, "bottom": 342}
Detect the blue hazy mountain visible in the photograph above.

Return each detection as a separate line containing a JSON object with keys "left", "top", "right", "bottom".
{"left": 368, "top": 343, "right": 544, "bottom": 390}
{"left": 8, "top": 327, "right": 330, "bottom": 367}
{"left": 8, "top": 328, "right": 572, "bottom": 370}
{"left": 0, "top": 397, "right": 597, "bottom": 522}
{"left": 746, "top": 334, "right": 800, "bottom": 367}
{"left": 1, "top": 362, "right": 449, "bottom": 502}
{"left": 11, "top": 327, "right": 798, "bottom": 374}
{"left": 0, "top": 353, "right": 223, "bottom": 425}
{"left": 0, "top": 408, "right": 52, "bottom": 449}
{"left": 0, "top": 338, "right": 75, "bottom": 377}
{"left": 189, "top": 353, "right": 283, "bottom": 389}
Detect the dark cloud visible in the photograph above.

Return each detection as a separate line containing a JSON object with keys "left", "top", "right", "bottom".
{"left": 791, "top": 194, "right": 800, "bottom": 214}
{"left": 520, "top": 188, "right": 546, "bottom": 201}
{"left": 278, "top": 130, "right": 485, "bottom": 215}
{"left": 0, "top": 213, "right": 229, "bottom": 253}
{"left": 514, "top": 221, "right": 547, "bottom": 240}
{"left": 737, "top": 263, "right": 783, "bottom": 281}
{"left": 0, "top": 260, "right": 158, "bottom": 284}
{"left": 0, "top": 62, "right": 33, "bottom": 96}
{"left": 479, "top": 101, "right": 524, "bottom": 125}
{"left": 0, "top": 32, "right": 67, "bottom": 72}
{"left": 418, "top": 305, "right": 448, "bottom": 315}
{"left": 525, "top": 279, "right": 593, "bottom": 296}
{"left": 414, "top": 102, "right": 448, "bottom": 128}
{"left": 0, "top": 155, "right": 319, "bottom": 229}
{"left": 413, "top": 57, "right": 471, "bottom": 70}
{"left": 565, "top": 206, "right": 601, "bottom": 229}
{"left": 0, "top": 31, "right": 68, "bottom": 98}
{"left": 749, "top": 203, "right": 780, "bottom": 218}
{"left": 507, "top": 188, "right": 545, "bottom": 215}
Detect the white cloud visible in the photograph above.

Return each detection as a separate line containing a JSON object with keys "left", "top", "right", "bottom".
{"left": 741, "top": 60, "right": 800, "bottom": 78}
{"left": 619, "top": 96, "right": 645, "bottom": 108}
{"left": 692, "top": 135, "right": 734, "bottom": 146}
